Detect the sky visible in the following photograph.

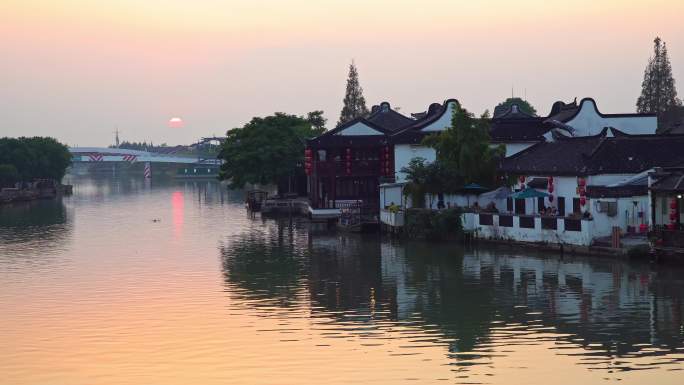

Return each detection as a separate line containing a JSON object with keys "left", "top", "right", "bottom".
{"left": 1, "top": 0, "right": 683, "bottom": 147}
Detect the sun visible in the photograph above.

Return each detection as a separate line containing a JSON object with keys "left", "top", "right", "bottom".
{"left": 168, "top": 117, "right": 184, "bottom": 128}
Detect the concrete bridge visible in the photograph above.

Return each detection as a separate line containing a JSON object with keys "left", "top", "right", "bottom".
{"left": 69, "top": 147, "right": 221, "bottom": 165}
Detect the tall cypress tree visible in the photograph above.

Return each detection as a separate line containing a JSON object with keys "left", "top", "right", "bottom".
{"left": 338, "top": 61, "right": 369, "bottom": 126}
{"left": 636, "top": 37, "right": 682, "bottom": 116}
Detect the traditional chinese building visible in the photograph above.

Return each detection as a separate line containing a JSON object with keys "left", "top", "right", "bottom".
{"left": 489, "top": 98, "right": 658, "bottom": 157}
{"left": 305, "top": 102, "right": 414, "bottom": 210}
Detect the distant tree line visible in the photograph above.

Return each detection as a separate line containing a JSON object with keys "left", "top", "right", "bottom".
{"left": 0, "top": 137, "right": 72, "bottom": 187}
{"left": 111, "top": 141, "right": 168, "bottom": 151}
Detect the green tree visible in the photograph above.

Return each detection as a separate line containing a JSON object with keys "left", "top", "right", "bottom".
{"left": 495, "top": 97, "right": 537, "bottom": 116}
{"left": 218, "top": 112, "right": 325, "bottom": 189}
{"left": 637, "top": 37, "right": 682, "bottom": 117}
{"left": 0, "top": 137, "right": 71, "bottom": 183}
{"left": 423, "top": 104, "right": 504, "bottom": 188}
{"left": 400, "top": 158, "right": 463, "bottom": 208}
{"left": 306, "top": 110, "right": 327, "bottom": 132}
{"left": 0, "top": 164, "right": 19, "bottom": 187}
{"left": 337, "top": 61, "right": 369, "bottom": 126}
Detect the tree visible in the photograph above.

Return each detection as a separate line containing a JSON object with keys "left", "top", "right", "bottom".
{"left": 337, "top": 61, "right": 369, "bottom": 126}
{"left": 218, "top": 112, "right": 324, "bottom": 189}
{"left": 0, "top": 137, "right": 71, "bottom": 183}
{"left": 400, "top": 157, "right": 464, "bottom": 208}
{"left": 0, "top": 164, "right": 18, "bottom": 187}
{"left": 637, "top": 37, "right": 682, "bottom": 117}
{"left": 423, "top": 104, "right": 504, "bottom": 188}
{"left": 494, "top": 97, "right": 537, "bottom": 116}
{"left": 306, "top": 110, "right": 327, "bottom": 132}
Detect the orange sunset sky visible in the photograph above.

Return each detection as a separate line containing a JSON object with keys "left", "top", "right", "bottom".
{"left": 1, "top": 0, "right": 683, "bottom": 146}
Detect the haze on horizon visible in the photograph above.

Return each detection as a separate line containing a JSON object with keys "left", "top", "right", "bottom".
{"left": 1, "top": 0, "right": 682, "bottom": 147}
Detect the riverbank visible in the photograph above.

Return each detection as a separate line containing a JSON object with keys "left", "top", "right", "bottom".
{"left": 0, "top": 184, "right": 72, "bottom": 204}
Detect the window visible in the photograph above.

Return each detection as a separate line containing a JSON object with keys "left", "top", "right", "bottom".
{"left": 515, "top": 199, "right": 526, "bottom": 214}
{"left": 317, "top": 150, "right": 327, "bottom": 161}
{"left": 557, "top": 197, "right": 565, "bottom": 217}
{"left": 573, "top": 198, "right": 581, "bottom": 214}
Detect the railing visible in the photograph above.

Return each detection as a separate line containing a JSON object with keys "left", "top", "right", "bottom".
{"left": 314, "top": 160, "right": 382, "bottom": 175}
{"left": 465, "top": 212, "right": 593, "bottom": 246}
{"left": 654, "top": 229, "right": 684, "bottom": 248}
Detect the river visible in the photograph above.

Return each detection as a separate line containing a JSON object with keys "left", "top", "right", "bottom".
{"left": 1, "top": 176, "right": 683, "bottom": 385}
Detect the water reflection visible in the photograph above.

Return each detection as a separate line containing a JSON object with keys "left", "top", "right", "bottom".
{"left": 0, "top": 199, "right": 73, "bottom": 262}
{"left": 220, "top": 221, "right": 684, "bottom": 375}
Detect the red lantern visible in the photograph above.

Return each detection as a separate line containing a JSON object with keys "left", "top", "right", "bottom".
{"left": 548, "top": 185, "right": 554, "bottom": 193}
{"left": 547, "top": 176, "right": 554, "bottom": 185}
{"left": 578, "top": 177, "right": 586, "bottom": 187}
{"left": 670, "top": 212, "right": 677, "bottom": 221}
{"left": 580, "top": 197, "right": 587, "bottom": 206}
{"left": 519, "top": 176, "right": 526, "bottom": 183}
{"left": 670, "top": 200, "right": 678, "bottom": 209}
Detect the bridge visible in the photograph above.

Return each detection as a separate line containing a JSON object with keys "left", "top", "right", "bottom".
{"left": 69, "top": 147, "right": 221, "bottom": 165}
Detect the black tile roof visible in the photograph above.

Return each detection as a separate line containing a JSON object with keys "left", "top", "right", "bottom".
{"left": 366, "top": 102, "right": 415, "bottom": 133}
{"left": 307, "top": 102, "right": 413, "bottom": 148}
{"left": 650, "top": 171, "right": 684, "bottom": 193}
{"left": 489, "top": 118, "right": 551, "bottom": 142}
{"left": 392, "top": 99, "right": 458, "bottom": 144}
{"left": 499, "top": 128, "right": 684, "bottom": 176}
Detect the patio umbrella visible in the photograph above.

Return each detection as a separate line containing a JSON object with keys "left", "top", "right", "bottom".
{"left": 461, "top": 183, "right": 489, "bottom": 194}
{"left": 460, "top": 183, "right": 489, "bottom": 207}
{"left": 509, "top": 188, "right": 550, "bottom": 199}
{"left": 509, "top": 188, "right": 550, "bottom": 214}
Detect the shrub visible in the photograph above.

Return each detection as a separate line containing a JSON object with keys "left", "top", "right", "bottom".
{"left": 404, "top": 208, "right": 463, "bottom": 240}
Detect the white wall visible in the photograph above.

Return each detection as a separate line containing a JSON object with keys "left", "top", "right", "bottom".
{"left": 422, "top": 101, "right": 456, "bottom": 132}
{"left": 379, "top": 184, "right": 404, "bottom": 208}
{"left": 462, "top": 212, "right": 594, "bottom": 246}
{"left": 588, "top": 196, "right": 649, "bottom": 237}
{"left": 566, "top": 99, "right": 657, "bottom": 136}
{"left": 393, "top": 144, "right": 436, "bottom": 182}
{"left": 335, "top": 121, "right": 383, "bottom": 136}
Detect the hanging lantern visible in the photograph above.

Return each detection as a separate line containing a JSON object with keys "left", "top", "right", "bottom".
{"left": 578, "top": 177, "right": 586, "bottom": 187}
{"left": 548, "top": 185, "right": 554, "bottom": 194}
{"left": 671, "top": 200, "right": 678, "bottom": 209}
{"left": 580, "top": 196, "right": 587, "bottom": 206}
{"left": 519, "top": 176, "right": 526, "bottom": 184}
{"left": 670, "top": 212, "right": 677, "bottom": 221}
{"left": 549, "top": 195, "right": 554, "bottom": 203}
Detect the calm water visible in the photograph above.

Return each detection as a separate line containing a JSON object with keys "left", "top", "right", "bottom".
{"left": 1, "top": 176, "right": 683, "bottom": 385}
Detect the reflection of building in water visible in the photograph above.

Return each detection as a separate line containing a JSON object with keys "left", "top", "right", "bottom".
{"left": 457, "top": 251, "right": 684, "bottom": 355}
{"left": 221, "top": 221, "right": 684, "bottom": 365}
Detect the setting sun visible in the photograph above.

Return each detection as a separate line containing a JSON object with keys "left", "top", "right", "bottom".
{"left": 168, "top": 117, "right": 184, "bottom": 128}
